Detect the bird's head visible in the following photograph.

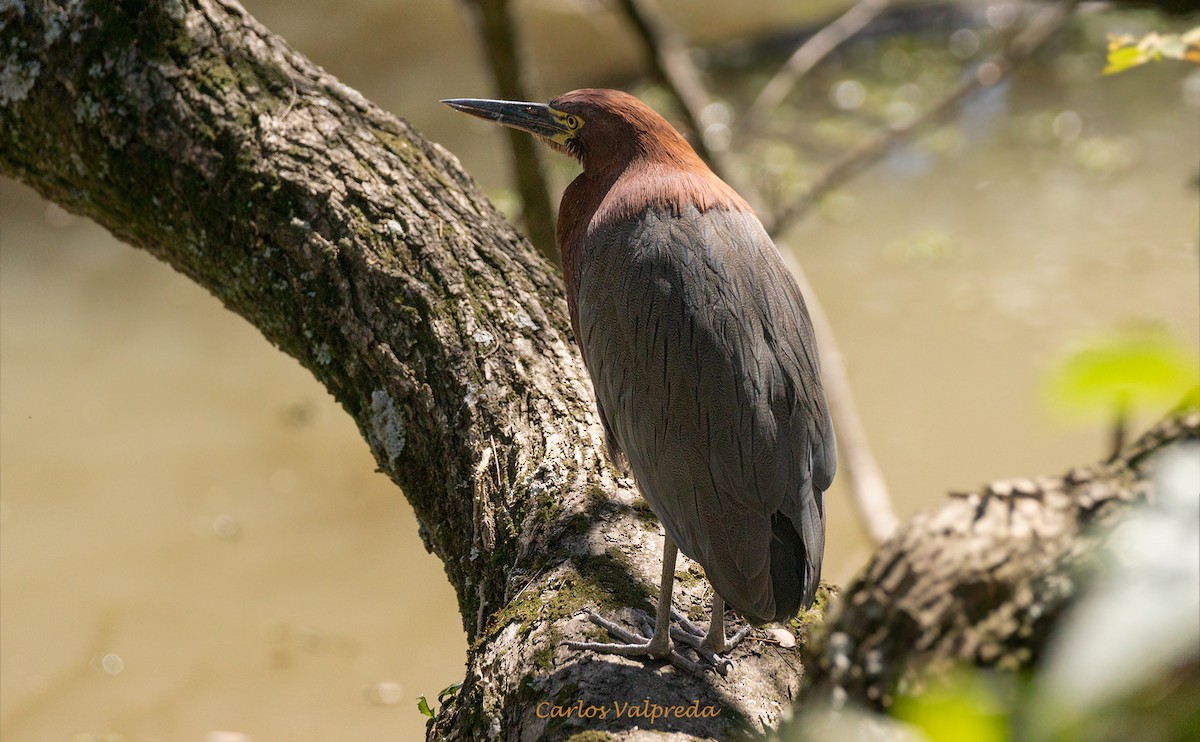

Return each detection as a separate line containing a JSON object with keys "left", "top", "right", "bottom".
{"left": 442, "top": 88, "right": 702, "bottom": 175}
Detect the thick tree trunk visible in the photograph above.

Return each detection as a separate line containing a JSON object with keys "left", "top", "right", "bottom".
{"left": 1, "top": 2, "right": 1193, "bottom": 740}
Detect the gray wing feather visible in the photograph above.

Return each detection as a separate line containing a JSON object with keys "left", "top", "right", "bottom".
{"left": 577, "top": 204, "right": 835, "bottom": 622}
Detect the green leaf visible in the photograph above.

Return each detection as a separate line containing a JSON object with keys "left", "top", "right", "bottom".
{"left": 437, "top": 682, "right": 463, "bottom": 704}
{"left": 1045, "top": 329, "right": 1199, "bottom": 419}
{"left": 892, "top": 668, "right": 1010, "bottom": 742}
{"left": 417, "top": 695, "right": 434, "bottom": 718}
{"left": 1103, "top": 45, "right": 1148, "bottom": 75}
{"left": 1104, "top": 28, "right": 1200, "bottom": 74}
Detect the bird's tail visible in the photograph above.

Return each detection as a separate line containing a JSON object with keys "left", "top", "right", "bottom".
{"left": 768, "top": 492, "right": 825, "bottom": 622}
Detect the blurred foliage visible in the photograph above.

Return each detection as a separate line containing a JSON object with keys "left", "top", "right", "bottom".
{"left": 882, "top": 227, "right": 956, "bottom": 266}
{"left": 1026, "top": 442, "right": 1200, "bottom": 742}
{"left": 891, "top": 669, "right": 1011, "bottom": 742}
{"left": 778, "top": 403, "right": 1198, "bottom": 742}
{"left": 1044, "top": 327, "right": 1199, "bottom": 422}
{"left": 1053, "top": 659, "right": 1200, "bottom": 742}
{"left": 879, "top": 653, "right": 1199, "bottom": 742}
{"left": 1104, "top": 27, "right": 1200, "bottom": 75}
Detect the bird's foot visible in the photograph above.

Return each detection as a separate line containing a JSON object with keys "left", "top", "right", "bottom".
{"left": 668, "top": 609, "right": 750, "bottom": 674}
{"left": 565, "top": 610, "right": 718, "bottom": 675}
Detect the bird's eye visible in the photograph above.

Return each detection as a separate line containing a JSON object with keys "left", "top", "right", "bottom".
{"left": 565, "top": 115, "right": 580, "bottom": 130}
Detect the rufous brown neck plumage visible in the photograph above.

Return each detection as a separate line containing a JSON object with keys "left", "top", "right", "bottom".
{"left": 548, "top": 89, "right": 752, "bottom": 342}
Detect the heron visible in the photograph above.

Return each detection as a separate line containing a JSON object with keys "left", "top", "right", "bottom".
{"left": 444, "top": 89, "right": 835, "bottom": 669}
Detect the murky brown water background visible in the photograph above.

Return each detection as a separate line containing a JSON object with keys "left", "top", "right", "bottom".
{"left": 2, "top": 1, "right": 1197, "bottom": 739}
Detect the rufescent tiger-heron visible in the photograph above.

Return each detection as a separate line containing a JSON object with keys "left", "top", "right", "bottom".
{"left": 444, "top": 89, "right": 835, "bottom": 671}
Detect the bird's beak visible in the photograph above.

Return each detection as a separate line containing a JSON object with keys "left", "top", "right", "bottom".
{"left": 441, "top": 98, "right": 573, "bottom": 146}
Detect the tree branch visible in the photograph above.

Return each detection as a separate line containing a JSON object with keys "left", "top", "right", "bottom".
{"left": 765, "top": 0, "right": 1079, "bottom": 237}
{"left": 612, "top": 0, "right": 762, "bottom": 208}
{"left": 742, "top": 0, "right": 892, "bottom": 138}
{"left": 780, "top": 250, "right": 899, "bottom": 544}
{"left": 459, "top": 0, "right": 559, "bottom": 265}
{"left": 800, "top": 401, "right": 1200, "bottom": 712}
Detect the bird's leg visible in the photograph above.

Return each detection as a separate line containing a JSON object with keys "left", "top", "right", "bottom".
{"left": 671, "top": 594, "right": 751, "bottom": 661}
{"left": 647, "top": 536, "right": 678, "bottom": 655}
{"left": 700, "top": 594, "right": 750, "bottom": 653}
{"left": 565, "top": 535, "right": 678, "bottom": 660}
{"left": 565, "top": 537, "right": 741, "bottom": 674}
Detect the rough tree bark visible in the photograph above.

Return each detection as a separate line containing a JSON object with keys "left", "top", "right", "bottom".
{"left": 1, "top": 2, "right": 1193, "bottom": 740}
{"left": 799, "top": 406, "right": 1200, "bottom": 713}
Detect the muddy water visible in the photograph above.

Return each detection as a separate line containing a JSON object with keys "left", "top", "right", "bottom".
{"left": 2, "top": 2, "right": 1198, "bottom": 739}
{"left": 1, "top": 182, "right": 468, "bottom": 739}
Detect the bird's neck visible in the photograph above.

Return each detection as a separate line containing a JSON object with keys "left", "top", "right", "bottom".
{"left": 558, "top": 159, "right": 750, "bottom": 252}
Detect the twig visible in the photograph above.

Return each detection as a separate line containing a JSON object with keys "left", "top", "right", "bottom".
{"left": 743, "top": 0, "right": 892, "bottom": 138}
{"left": 613, "top": 0, "right": 764, "bottom": 210}
{"left": 461, "top": 0, "right": 559, "bottom": 265}
{"left": 614, "top": 0, "right": 714, "bottom": 160}
{"left": 782, "top": 249, "right": 898, "bottom": 544}
{"left": 1109, "top": 393, "right": 1130, "bottom": 462}
{"left": 765, "top": 0, "right": 1079, "bottom": 238}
